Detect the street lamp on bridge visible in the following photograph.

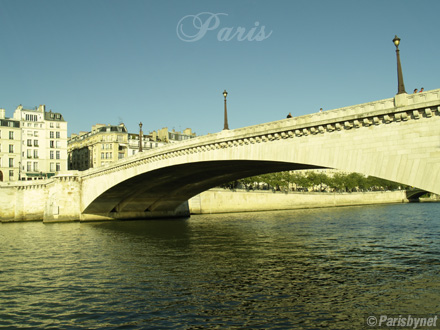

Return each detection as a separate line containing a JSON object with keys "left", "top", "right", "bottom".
{"left": 223, "top": 90, "right": 229, "bottom": 130}
{"left": 139, "top": 122, "right": 143, "bottom": 152}
{"left": 393, "top": 35, "right": 407, "bottom": 95}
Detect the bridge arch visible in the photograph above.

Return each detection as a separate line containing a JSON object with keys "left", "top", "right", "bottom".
{"left": 82, "top": 160, "right": 321, "bottom": 217}
{"left": 79, "top": 90, "right": 440, "bottom": 219}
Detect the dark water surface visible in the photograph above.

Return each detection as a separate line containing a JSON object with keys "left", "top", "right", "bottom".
{"left": 1, "top": 203, "right": 440, "bottom": 329}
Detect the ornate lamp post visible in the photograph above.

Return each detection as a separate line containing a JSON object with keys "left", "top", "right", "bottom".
{"left": 393, "top": 35, "right": 406, "bottom": 95}
{"left": 223, "top": 90, "right": 229, "bottom": 130}
{"left": 139, "top": 122, "right": 143, "bottom": 152}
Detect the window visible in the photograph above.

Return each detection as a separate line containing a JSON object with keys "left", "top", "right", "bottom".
{"left": 56, "top": 123, "right": 60, "bottom": 128}
{"left": 50, "top": 140, "right": 54, "bottom": 148}
{"left": 9, "top": 158, "right": 14, "bottom": 168}
{"left": 56, "top": 141, "right": 61, "bottom": 148}
{"left": 9, "top": 131, "right": 13, "bottom": 140}
{"left": 9, "top": 144, "right": 13, "bottom": 153}
{"left": 56, "top": 163, "right": 60, "bottom": 171}
{"left": 27, "top": 139, "right": 32, "bottom": 146}
{"left": 101, "top": 153, "right": 104, "bottom": 159}
{"left": 34, "top": 140, "right": 39, "bottom": 147}
{"left": 33, "top": 162, "right": 38, "bottom": 172}
{"left": 50, "top": 131, "right": 54, "bottom": 138}
{"left": 56, "top": 151, "right": 60, "bottom": 159}
{"left": 50, "top": 163, "right": 55, "bottom": 172}
{"left": 34, "top": 131, "right": 38, "bottom": 137}
{"left": 50, "top": 122, "right": 54, "bottom": 128}
{"left": 9, "top": 170, "right": 14, "bottom": 179}
{"left": 50, "top": 151, "right": 54, "bottom": 159}
{"left": 33, "top": 150, "right": 38, "bottom": 158}
{"left": 27, "top": 162, "right": 31, "bottom": 172}
{"left": 27, "top": 150, "right": 32, "bottom": 158}
{"left": 56, "top": 132, "right": 60, "bottom": 139}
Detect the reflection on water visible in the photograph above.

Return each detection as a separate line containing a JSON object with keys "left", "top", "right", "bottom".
{"left": 1, "top": 203, "right": 440, "bottom": 329}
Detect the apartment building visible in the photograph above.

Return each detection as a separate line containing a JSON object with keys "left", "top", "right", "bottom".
{"left": 69, "top": 124, "right": 129, "bottom": 170}
{"left": 68, "top": 125, "right": 192, "bottom": 170}
{"left": 13, "top": 105, "right": 68, "bottom": 179}
{"left": 0, "top": 105, "right": 67, "bottom": 181}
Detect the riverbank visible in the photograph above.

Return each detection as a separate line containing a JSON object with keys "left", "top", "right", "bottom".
{"left": 188, "top": 188, "right": 412, "bottom": 214}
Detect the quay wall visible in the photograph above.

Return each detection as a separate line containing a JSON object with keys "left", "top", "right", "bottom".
{"left": 189, "top": 189, "right": 409, "bottom": 214}
{"left": 0, "top": 183, "right": 414, "bottom": 222}
{"left": 0, "top": 181, "right": 48, "bottom": 222}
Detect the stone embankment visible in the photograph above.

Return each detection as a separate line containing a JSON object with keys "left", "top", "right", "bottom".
{"left": 188, "top": 188, "right": 412, "bottom": 214}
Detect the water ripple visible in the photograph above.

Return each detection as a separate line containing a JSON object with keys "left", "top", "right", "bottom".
{"left": 1, "top": 203, "right": 439, "bottom": 329}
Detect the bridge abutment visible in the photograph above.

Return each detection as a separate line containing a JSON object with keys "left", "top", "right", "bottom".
{"left": 43, "top": 172, "right": 82, "bottom": 222}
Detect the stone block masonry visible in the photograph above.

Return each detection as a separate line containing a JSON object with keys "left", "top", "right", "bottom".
{"left": 188, "top": 189, "right": 409, "bottom": 214}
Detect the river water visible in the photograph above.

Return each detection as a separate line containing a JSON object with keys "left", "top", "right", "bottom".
{"left": 1, "top": 203, "right": 440, "bottom": 329}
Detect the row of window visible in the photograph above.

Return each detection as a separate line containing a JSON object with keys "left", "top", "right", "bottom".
{"left": 50, "top": 131, "right": 61, "bottom": 139}
{"left": 25, "top": 131, "right": 39, "bottom": 137}
{"left": 0, "top": 159, "right": 62, "bottom": 172}
{"left": 0, "top": 121, "right": 18, "bottom": 128}
{"left": 26, "top": 150, "right": 39, "bottom": 158}
{"left": 22, "top": 150, "right": 61, "bottom": 159}
{"left": 2, "top": 158, "right": 15, "bottom": 167}
{"left": 49, "top": 140, "right": 62, "bottom": 148}
{"left": 50, "top": 151, "right": 61, "bottom": 159}
{"left": 49, "top": 122, "right": 61, "bottom": 128}
{"left": 21, "top": 122, "right": 61, "bottom": 128}
{"left": 101, "top": 152, "right": 113, "bottom": 159}
{"left": 1, "top": 141, "right": 62, "bottom": 151}
{"left": 25, "top": 114, "right": 39, "bottom": 122}
{"left": 25, "top": 162, "right": 61, "bottom": 172}
{"left": 26, "top": 139, "right": 39, "bottom": 147}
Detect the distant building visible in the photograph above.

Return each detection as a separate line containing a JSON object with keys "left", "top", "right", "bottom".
{"left": 68, "top": 124, "right": 129, "bottom": 170}
{"left": 151, "top": 127, "right": 196, "bottom": 143}
{"left": 68, "top": 125, "right": 196, "bottom": 170}
{"left": 127, "top": 133, "right": 166, "bottom": 157}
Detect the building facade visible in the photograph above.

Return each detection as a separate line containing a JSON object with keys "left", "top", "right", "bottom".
{"left": 0, "top": 105, "right": 68, "bottom": 182}
{"left": 127, "top": 133, "right": 166, "bottom": 157}
{"left": 151, "top": 127, "right": 196, "bottom": 143}
{"left": 69, "top": 124, "right": 129, "bottom": 170}
{"left": 13, "top": 105, "right": 68, "bottom": 179}
{"left": 0, "top": 109, "right": 21, "bottom": 182}
{"left": 68, "top": 125, "right": 193, "bottom": 171}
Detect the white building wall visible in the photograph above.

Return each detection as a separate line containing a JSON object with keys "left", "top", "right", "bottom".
{"left": 11, "top": 105, "right": 68, "bottom": 180}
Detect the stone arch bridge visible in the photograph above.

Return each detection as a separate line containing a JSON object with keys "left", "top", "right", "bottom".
{"left": 2, "top": 90, "right": 440, "bottom": 221}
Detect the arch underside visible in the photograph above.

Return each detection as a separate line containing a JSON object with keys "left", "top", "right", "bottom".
{"left": 83, "top": 160, "right": 324, "bottom": 216}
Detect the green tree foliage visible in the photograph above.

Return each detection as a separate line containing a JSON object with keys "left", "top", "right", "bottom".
{"left": 222, "top": 171, "right": 407, "bottom": 193}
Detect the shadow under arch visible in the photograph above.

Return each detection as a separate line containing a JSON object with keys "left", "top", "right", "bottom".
{"left": 82, "top": 160, "right": 325, "bottom": 217}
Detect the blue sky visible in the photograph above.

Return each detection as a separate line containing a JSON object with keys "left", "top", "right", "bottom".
{"left": 1, "top": 0, "right": 439, "bottom": 136}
